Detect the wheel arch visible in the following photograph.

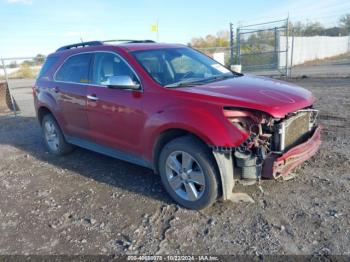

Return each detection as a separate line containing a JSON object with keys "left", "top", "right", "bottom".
{"left": 37, "top": 106, "right": 54, "bottom": 125}
{"left": 154, "top": 129, "right": 224, "bottom": 207}
{"left": 152, "top": 128, "right": 219, "bottom": 175}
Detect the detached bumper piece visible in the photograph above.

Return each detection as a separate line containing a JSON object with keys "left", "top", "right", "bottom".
{"left": 262, "top": 125, "right": 322, "bottom": 179}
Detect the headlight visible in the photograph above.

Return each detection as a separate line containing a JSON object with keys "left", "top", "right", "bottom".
{"left": 223, "top": 108, "right": 263, "bottom": 135}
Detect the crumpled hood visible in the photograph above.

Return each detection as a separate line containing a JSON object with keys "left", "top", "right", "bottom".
{"left": 179, "top": 75, "right": 315, "bottom": 118}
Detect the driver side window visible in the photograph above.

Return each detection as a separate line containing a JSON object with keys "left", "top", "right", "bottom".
{"left": 92, "top": 52, "right": 138, "bottom": 86}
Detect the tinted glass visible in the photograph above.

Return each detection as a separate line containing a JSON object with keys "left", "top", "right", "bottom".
{"left": 92, "top": 52, "right": 138, "bottom": 85}
{"left": 38, "top": 56, "right": 58, "bottom": 79}
{"left": 132, "top": 48, "right": 233, "bottom": 86}
{"left": 55, "top": 53, "right": 92, "bottom": 83}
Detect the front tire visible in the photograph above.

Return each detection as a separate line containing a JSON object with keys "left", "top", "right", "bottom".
{"left": 158, "top": 136, "right": 220, "bottom": 210}
{"left": 42, "top": 114, "right": 74, "bottom": 155}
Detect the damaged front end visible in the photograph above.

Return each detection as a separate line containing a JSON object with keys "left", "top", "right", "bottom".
{"left": 222, "top": 107, "right": 321, "bottom": 183}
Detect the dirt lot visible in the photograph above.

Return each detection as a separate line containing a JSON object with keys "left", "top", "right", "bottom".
{"left": 0, "top": 78, "right": 349, "bottom": 256}
{"left": 291, "top": 52, "right": 350, "bottom": 78}
{"left": 255, "top": 52, "right": 350, "bottom": 78}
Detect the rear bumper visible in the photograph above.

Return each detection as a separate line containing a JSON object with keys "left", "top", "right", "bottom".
{"left": 262, "top": 125, "right": 322, "bottom": 179}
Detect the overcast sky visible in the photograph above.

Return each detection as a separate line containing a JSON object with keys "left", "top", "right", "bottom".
{"left": 0, "top": 0, "right": 349, "bottom": 57}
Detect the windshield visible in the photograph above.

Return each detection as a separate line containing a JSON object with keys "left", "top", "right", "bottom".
{"left": 132, "top": 47, "right": 239, "bottom": 87}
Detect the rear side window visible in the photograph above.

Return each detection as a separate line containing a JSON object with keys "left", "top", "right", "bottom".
{"left": 55, "top": 53, "right": 92, "bottom": 83}
{"left": 38, "top": 56, "right": 58, "bottom": 79}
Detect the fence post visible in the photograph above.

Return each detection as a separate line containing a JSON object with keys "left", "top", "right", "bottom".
{"left": 289, "top": 33, "right": 295, "bottom": 78}
{"left": 285, "top": 17, "right": 289, "bottom": 79}
{"left": 236, "top": 28, "right": 241, "bottom": 65}
{"left": 274, "top": 27, "right": 278, "bottom": 70}
{"left": 1, "top": 58, "right": 17, "bottom": 116}
{"left": 229, "top": 23, "right": 234, "bottom": 66}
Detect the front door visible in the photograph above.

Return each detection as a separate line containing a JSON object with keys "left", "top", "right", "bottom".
{"left": 86, "top": 52, "right": 146, "bottom": 155}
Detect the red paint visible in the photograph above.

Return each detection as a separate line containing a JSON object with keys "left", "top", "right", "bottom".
{"left": 273, "top": 125, "right": 322, "bottom": 177}
{"left": 86, "top": 85, "right": 146, "bottom": 154}
{"left": 262, "top": 125, "right": 322, "bottom": 179}
{"left": 179, "top": 74, "right": 315, "bottom": 119}
{"left": 34, "top": 43, "right": 318, "bottom": 165}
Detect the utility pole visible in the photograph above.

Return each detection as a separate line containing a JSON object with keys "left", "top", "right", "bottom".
{"left": 236, "top": 27, "right": 241, "bottom": 65}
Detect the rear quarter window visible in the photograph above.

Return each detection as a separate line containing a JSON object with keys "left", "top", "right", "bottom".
{"left": 37, "top": 56, "right": 59, "bottom": 79}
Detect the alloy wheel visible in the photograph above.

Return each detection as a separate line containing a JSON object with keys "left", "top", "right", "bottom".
{"left": 165, "top": 151, "right": 206, "bottom": 201}
{"left": 44, "top": 121, "right": 59, "bottom": 152}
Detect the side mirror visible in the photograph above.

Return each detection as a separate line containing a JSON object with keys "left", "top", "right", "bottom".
{"left": 105, "top": 75, "right": 140, "bottom": 90}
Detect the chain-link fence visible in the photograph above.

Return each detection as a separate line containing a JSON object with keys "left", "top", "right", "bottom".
{"left": 233, "top": 18, "right": 290, "bottom": 77}
{"left": 194, "top": 47, "right": 231, "bottom": 66}
{"left": 0, "top": 57, "right": 41, "bottom": 117}
{"left": 193, "top": 19, "right": 290, "bottom": 77}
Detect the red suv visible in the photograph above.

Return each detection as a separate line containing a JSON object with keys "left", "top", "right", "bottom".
{"left": 34, "top": 40, "right": 321, "bottom": 209}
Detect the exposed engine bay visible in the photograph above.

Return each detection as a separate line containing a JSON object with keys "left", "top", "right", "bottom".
{"left": 228, "top": 108, "right": 319, "bottom": 181}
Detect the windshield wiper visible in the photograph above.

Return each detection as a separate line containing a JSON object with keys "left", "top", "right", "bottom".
{"left": 194, "top": 74, "right": 235, "bottom": 84}
{"left": 173, "top": 74, "right": 234, "bottom": 86}
{"left": 165, "top": 74, "right": 236, "bottom": 88}
{"left": 164, "top": 81, "right": 198, "bottom": 88}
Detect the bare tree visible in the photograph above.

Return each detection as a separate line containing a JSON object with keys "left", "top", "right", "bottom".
{"left": 339, "top": 14, "right": 350, "bottom": 34}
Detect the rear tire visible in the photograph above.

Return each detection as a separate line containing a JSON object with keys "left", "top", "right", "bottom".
{"left": 158, "top": 136, "right": 219, "bottom": 210}
{"left": 42, "top": 114, "right": 74, "bottom": 155}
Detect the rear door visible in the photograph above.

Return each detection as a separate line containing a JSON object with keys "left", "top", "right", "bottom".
{"left": 86, "top": 52, "right": 146, "bottom": 155}
{"left": 54, "top": 53, "right": 92, "bottom": 139}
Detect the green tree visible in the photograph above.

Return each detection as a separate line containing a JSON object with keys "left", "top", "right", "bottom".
{"left": 22, "top": 60, "right": 34, "bottom": 66}
{"left": 324, "top": 27, "right": 342, "bottom": 36}
{"left": 190, "top": 31, "right": 229, "bottom": 48}
{"left": 303, "top": 22, "right": 325, "bottom": 36}
{"left": 33, "top": 54, "right": 46, "bottom": 65}
{"left": 289, "top": 21, "right": 305, "bottom": 36}
{"left": 8, "top": 61, "right": 18, "bottom": 68}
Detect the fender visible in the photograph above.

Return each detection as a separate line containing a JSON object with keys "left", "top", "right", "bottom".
{"left": 142, "top": 104, "right": 244, "bottom": 201}
{"left": 142, "top": 103, "right": 248, "bottom": 162}
{"left": 35, "top": 85, "right": 66, "bottom": 129}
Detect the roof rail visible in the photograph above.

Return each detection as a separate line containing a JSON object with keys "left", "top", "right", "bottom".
{"left": 55, "top": 39, "right": 156, "bottom": 52}
{"left": 103, "top": 39, "right": 156, "bottom": 44}
{"left": 56, "top": 41, "right": 103, "bottom": 52}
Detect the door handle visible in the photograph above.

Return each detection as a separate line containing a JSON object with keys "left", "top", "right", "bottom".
{"left": 53, "top": 86, "right": 60, "bottom": 93}
{"left": 87, "top": 94, "right": 99, "bottom": 101}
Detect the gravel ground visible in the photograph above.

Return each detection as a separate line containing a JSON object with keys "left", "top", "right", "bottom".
{"left": 0, "top": 78, "right": 349, "bottom": 256}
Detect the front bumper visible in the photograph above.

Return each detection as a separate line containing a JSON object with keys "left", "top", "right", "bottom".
{"left": 262, "top": 125, "right": 322, "bottom": 179}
